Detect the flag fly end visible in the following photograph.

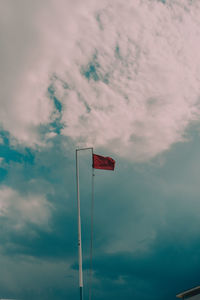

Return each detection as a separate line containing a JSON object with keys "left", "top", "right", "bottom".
{"left": 93, "top": 154, "right": 115, "bottom": 170}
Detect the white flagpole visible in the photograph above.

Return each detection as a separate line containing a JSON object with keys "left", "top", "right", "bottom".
{"left": 89, "top": 148, "right": 94, "bottom": 300}
{"left": 76, "top": 149, "right": 83, "bottom": 300}
{"left": 76, "top": 147, "right": 93, "bottom": 300}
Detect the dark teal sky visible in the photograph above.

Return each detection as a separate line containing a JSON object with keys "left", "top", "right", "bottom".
{"left": 1, "top": 0, "right": 200, "bottom": 299}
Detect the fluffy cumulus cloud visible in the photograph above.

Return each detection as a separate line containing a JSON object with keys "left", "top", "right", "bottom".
{"left": 1, "top": 0, "right": 200, "bottom": 160}
{"left": 0, "top": 186, "right": 52, "bottom": 228}
{"left": 0, "top": 0, "right": 54, "bottom": 145}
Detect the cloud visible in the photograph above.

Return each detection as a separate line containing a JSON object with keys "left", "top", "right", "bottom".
{"left": 0, "top": 186, "right": 52, "bottom": 228}
{"left": 1, "top": 0, "right": 200, "bottom": 161}
{"left": 0, "top": 0, "right": 54, "bottom": 146}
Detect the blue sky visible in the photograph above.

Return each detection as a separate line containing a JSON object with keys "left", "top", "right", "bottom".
{"left": 1, "top": 0, "right": 200, "bottom": 299}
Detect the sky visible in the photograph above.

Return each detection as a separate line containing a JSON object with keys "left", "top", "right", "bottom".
{"left": 1, "top": 0, "right": 200, "bottom": 299}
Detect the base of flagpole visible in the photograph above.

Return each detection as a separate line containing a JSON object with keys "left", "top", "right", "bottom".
{"left": 80, "top": 286, "right": 83, "bottom": 300}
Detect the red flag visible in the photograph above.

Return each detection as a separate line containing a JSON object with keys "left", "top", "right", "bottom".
{"left": 93, "top": 154, "right": 115, "bottom": 170}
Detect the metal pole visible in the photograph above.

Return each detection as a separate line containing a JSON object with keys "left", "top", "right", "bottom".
{"left": 76, "top": 149, "right": 83, "bottom": 300}
{"left": 89, "top": 148, "right": 94, "bottom": 300}
{"left": 76, "top": 147, "right": 93, "bottom": 300}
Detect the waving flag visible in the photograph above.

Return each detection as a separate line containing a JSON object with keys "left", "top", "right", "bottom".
{"left": 93, "top": 154, "right": 115, "bottom": 170}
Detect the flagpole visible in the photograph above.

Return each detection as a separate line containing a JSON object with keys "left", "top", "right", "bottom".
{"left": 76, "top": 147, "right": 93, "bottom": 300}
{"left": 89, "top": 148, "right": 94, "bottom": 300}
{"left": 76, "top": 149, "right": 83, "bottom": 300}
{"left": 75, "top": 148, "right": 115, "bottom": 300}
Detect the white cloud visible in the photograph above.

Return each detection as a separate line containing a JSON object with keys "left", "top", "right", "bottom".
{"left": 1, "top": 0, "right": 200, "bottom": 160}
{"left": 0, "top": 0, "right": 54, "bottom": 146}
{"left": 0, "top": 186, "right": 52, "bottom": 228}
